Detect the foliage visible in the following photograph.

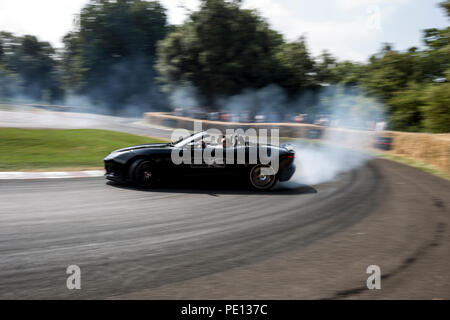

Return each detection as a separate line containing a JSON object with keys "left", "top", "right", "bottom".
{"left": 388, "top": 83, "right": 426, "bottom": 131}
{"left": 350, "top": 0, "right": 450, "bottom": 132}
{"left": 62, "top": 0, "right": 169, "bottom": 112}
{"left": 274, "top": 37, "right": 316, "bottom": 92}
{"left": 156, "top": 0, "right": 284, "bottom": 106}
{"left": 0, "top": 32, "right": 62, "bottom": 101}
{"left": 421, "top": 83, "right": 450, "bottom": 133}
{"left": 0, "top": 0, "right": 448, "bottom": 132}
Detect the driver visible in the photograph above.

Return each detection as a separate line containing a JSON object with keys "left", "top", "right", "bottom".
{"left": 220, "top": 135, "right": 231, "bottom": 148}
{"left": 235, "top": 134, "right": 245, "bottom": 146}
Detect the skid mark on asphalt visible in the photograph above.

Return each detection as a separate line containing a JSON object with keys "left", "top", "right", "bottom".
{"left": 325, "top": 221, "right": 448, "bottom": 299}
{"left": 433, "top": 198, "right": 445, "bottom": 209}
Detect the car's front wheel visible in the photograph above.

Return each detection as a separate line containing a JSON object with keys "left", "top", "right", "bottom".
{"left": 249, "top": 164, "right": 277, "bottom": 190}
{"left": 130, "top": 160, "right": 154, "bottom": 188}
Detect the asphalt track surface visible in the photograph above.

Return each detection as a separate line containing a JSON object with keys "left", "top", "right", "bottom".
{"left": 0, "top": 106, "right": 449, "bottom": 299}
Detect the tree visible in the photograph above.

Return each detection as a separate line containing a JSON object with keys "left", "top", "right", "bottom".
{"left": 0, "top": 32, "right": 62, "bottom": 102}
{"left": 439, "top": 0, "right": 450, "bottom": 17}
{"left": 423, "top": 28, "right": 449, "bottom": 50}
{"left": 314, "top": 50, "right": 337, "bottom": 84}
{"left": 422, "top": 83, "right": 450, "bottom": 133}
{"left": 11, "top": 36, "right": 56, "bottom": 99}
{"left": 388, "top": 83, "right": 425, "bottom": 132}
{"left": 275, "top": 37, "right": 316, "bottom": 92}
{"left": 0, "top": 32, "right": 17, "bottom": 57}
{"left": 362, "top": 49, "right": 411, "bottom": 102}
{"left": 156, "top": 0, "right": 283, "bottom": 107}
{"left": 63, "top": 0, "right": 169, "bottom": 112}
{"left": 333, "top": 61, "right": 364, "bottom": 86}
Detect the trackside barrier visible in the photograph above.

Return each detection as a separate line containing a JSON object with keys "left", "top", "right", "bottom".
{"left": 144, "top": 112, "right": 450, "bottom": 175}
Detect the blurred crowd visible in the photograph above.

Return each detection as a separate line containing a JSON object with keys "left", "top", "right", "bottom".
{"left": 173, "top": 107, "right": 386, "bottom": 131}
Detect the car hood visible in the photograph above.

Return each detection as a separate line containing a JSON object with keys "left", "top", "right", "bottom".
{"left": 115, "top": 143, "right": 170, "bottom": 152}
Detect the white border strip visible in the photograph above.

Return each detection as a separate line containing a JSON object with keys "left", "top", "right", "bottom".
{"left": 0, "top": 170, "right": 105, "bottom": 180}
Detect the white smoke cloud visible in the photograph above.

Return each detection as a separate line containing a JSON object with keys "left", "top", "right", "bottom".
{"left": 168, "top": 83, "right": 385, "bottom": 186}
{"left": 291, "top": 142, "right": 372, "bottom": 185}
{"left": 288, "top": 85, "right": 385, "bottom": 185}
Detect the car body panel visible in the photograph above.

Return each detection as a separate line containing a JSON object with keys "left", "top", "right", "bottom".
{"left": 104, "top": 134, "right": 296, "bottom": 188}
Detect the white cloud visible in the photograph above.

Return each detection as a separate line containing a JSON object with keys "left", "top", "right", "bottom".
{"left": 335, "top": 0, "right": 410, "bottom": 10}
{"left": 163, "top": 0, "right": 200, "bottom": 25}
{"left": 242, "top": 0, "right": 383, "bottom": 61}
{"left": 0, "top": 0, "right": 88, "bottom": 46}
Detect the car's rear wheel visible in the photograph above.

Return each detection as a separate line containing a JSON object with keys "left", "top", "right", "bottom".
{"left": 249, "top": 164, "right": 277, "bottom": 190}
{"left": 130, "top": 160, "right": 154, "bottom": 188}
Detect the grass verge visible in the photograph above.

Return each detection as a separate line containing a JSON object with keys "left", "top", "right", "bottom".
{"left": 0, "top": 128, "right": 168, "bottom": 171}
{"left": 377, "top": 152, "right": 450, "bottom": 181}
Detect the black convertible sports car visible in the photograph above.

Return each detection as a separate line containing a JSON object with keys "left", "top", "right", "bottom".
{"left": 104, "top": 131, "right": 296, "bottom": 190}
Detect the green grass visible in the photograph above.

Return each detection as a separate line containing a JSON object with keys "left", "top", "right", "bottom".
{"left": 0, "top": 128, "right": 168, "bottom": 171}
{"left": 377, "top": 152, "right": 450, "bottom": 181}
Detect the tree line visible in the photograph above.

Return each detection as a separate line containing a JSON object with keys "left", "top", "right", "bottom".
{"left": 0, "top": 0, "right": 448, "bottom": 132}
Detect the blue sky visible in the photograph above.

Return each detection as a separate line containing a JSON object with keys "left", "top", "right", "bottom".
{"left": 0, "top": 0, "right": 448, "bottom": 62}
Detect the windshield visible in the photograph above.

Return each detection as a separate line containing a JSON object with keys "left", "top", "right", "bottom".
{"left": 173, "top": 131, "right": 208, "bottom": 148}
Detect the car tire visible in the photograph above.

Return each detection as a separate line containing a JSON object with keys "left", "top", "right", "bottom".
{"left": 249, "top": 164, "right": 277, "bottom": 190}
{"left": 130, "top": 160, "right": 154, "bottom": 188}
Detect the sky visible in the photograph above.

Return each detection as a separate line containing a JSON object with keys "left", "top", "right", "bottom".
{"left": 0, "top": 0, "right": 448, "bottom": 62}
